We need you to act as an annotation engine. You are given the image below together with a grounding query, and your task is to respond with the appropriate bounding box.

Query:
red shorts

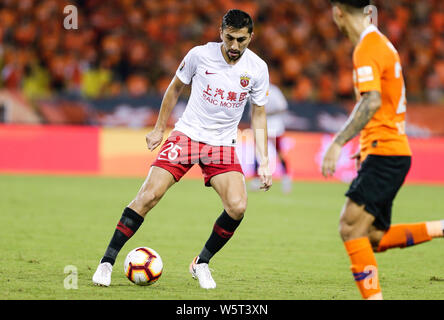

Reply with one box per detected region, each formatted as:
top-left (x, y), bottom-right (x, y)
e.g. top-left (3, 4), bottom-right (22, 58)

top-left (151, 131), bottom-right (244, 186)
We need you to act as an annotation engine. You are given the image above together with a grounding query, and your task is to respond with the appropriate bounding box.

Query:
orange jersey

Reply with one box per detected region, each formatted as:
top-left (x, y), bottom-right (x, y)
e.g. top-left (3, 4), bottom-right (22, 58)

top-left (352, 25), bottom-right (412, 160)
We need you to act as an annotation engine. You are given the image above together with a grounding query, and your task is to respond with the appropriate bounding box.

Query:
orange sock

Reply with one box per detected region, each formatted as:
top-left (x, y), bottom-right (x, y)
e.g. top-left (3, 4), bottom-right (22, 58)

top-left (344, 237), bottom-right (382, 299)
top-left (376, 223), bottom-right (433, 253)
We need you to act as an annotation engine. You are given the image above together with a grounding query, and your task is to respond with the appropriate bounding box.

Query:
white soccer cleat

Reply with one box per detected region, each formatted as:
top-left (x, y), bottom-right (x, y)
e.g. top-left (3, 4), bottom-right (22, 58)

top-left (92, 262), bottom-right (113, 287)
top-left (189, 257), bottom-right (216, 289)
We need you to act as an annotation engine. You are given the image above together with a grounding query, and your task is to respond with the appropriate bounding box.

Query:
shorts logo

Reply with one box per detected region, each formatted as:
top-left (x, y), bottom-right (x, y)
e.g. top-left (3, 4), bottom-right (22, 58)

top-left (240, 74), bottom-right (250, 88)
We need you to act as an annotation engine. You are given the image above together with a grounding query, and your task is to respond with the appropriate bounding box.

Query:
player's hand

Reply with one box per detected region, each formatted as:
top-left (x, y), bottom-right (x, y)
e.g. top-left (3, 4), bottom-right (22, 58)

top-left (257, 163), bottom-right (272, 191)
top-left (350, 149), bottom-right (361, 171)
top-left (321, 142), bottom-right (342, 178)
top-left (145, 128), bottom-right (164, 151)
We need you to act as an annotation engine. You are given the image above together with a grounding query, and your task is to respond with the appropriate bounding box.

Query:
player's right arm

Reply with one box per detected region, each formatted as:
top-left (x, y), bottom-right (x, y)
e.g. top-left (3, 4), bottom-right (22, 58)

top-left (332, 90), bottom-right (381, 147)
top-left (146, 75), bottom-right (187, 151)
top-left (321, 90), bottom-right (381, 177)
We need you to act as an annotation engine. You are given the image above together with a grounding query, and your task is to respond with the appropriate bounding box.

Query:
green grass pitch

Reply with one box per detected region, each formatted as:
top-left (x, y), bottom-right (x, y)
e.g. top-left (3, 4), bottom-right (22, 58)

top-left (1, 174), bottom-right (443, 300)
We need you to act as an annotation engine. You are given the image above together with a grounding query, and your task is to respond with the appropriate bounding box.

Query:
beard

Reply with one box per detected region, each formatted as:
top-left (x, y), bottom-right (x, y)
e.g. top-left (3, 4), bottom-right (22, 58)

top-left (226, 48), bottom-right (243, 61)
top-left (337, 23), bottom-right (348, 37)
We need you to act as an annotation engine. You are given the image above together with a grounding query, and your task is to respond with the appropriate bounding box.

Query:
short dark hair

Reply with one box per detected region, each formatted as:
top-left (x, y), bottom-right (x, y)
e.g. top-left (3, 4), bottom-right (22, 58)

top-left (221, 9), bottom-right (253, 34)
top-left (330, 0), bottom-right (370, 8)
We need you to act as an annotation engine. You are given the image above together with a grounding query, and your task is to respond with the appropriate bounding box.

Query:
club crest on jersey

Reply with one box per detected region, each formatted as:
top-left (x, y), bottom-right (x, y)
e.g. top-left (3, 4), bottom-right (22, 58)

top-left (240, 74), bottom-right (250, 88)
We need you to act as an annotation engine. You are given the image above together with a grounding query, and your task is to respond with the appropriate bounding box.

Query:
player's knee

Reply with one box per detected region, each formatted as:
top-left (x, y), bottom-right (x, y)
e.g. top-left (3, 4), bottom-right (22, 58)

top-left (338, 219), bottom-right (353, 241)
top-left (368, 231), bottom-right (384, 251)
top-left (338, 200), bottom-right (374, 242)
top-left (225, 198), bottom-right (247, 220)
top-left (137, 190), bottom-right (163, 213)
top-left (338, 218), bottom-right (367, 242)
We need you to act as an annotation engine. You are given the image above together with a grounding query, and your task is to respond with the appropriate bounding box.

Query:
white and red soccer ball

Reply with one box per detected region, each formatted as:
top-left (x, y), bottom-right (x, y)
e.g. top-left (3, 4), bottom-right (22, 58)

top-left (124, 247), bottom-right (163, 285)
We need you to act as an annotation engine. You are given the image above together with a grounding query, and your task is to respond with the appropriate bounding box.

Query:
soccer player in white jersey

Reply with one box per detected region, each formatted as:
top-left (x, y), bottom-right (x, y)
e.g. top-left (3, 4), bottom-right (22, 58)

top-left (250, 83), bottom-right (292, 193)
top-left (92, 9), bottom-right (272, 289)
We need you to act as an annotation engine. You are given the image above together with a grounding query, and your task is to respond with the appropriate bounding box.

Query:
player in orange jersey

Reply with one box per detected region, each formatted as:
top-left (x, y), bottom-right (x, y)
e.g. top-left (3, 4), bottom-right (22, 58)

top-left (322, 0), bottom-right (444, 300)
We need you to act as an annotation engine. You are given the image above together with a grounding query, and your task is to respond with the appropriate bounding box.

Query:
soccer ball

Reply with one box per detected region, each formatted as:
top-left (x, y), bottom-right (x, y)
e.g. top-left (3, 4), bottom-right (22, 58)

top-left (124, 247), bottom-right (163, 285)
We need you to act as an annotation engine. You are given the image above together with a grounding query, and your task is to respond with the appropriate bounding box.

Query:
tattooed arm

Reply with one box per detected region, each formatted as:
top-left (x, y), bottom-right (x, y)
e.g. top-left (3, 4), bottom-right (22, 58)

top-left (321, 90), bottom-right (381, 177)
top-left (333, 90), bottom-right (382, 146)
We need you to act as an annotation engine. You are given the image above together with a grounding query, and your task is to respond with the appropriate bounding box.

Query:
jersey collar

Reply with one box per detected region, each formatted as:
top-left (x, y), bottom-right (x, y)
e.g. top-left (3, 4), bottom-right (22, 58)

top-left (358, 24), bottom-right (378, 44)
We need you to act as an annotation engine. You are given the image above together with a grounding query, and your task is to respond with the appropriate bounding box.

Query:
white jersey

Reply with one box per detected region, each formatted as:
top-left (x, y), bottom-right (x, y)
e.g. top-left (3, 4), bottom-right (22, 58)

top-left (174, 42), bottom-right (269, 146)
top-left (265, 84), bottom-right (288, 138)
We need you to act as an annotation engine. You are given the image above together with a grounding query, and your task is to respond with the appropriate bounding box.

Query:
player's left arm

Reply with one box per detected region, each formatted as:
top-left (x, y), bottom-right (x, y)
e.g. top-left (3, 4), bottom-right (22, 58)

top-left (251, 103), bottom-right (272, 191)
top-left (321, 90), bottom-right (381, 177)
top-left (146, 75), bottom-right (187, 151)
top-left (333, 90), bottom-right (381, 146)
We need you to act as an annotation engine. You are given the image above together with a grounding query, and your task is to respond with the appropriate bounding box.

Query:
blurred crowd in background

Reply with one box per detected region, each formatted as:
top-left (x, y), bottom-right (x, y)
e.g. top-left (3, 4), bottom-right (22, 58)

top-left (0, 0), bottom-right (443, 104)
